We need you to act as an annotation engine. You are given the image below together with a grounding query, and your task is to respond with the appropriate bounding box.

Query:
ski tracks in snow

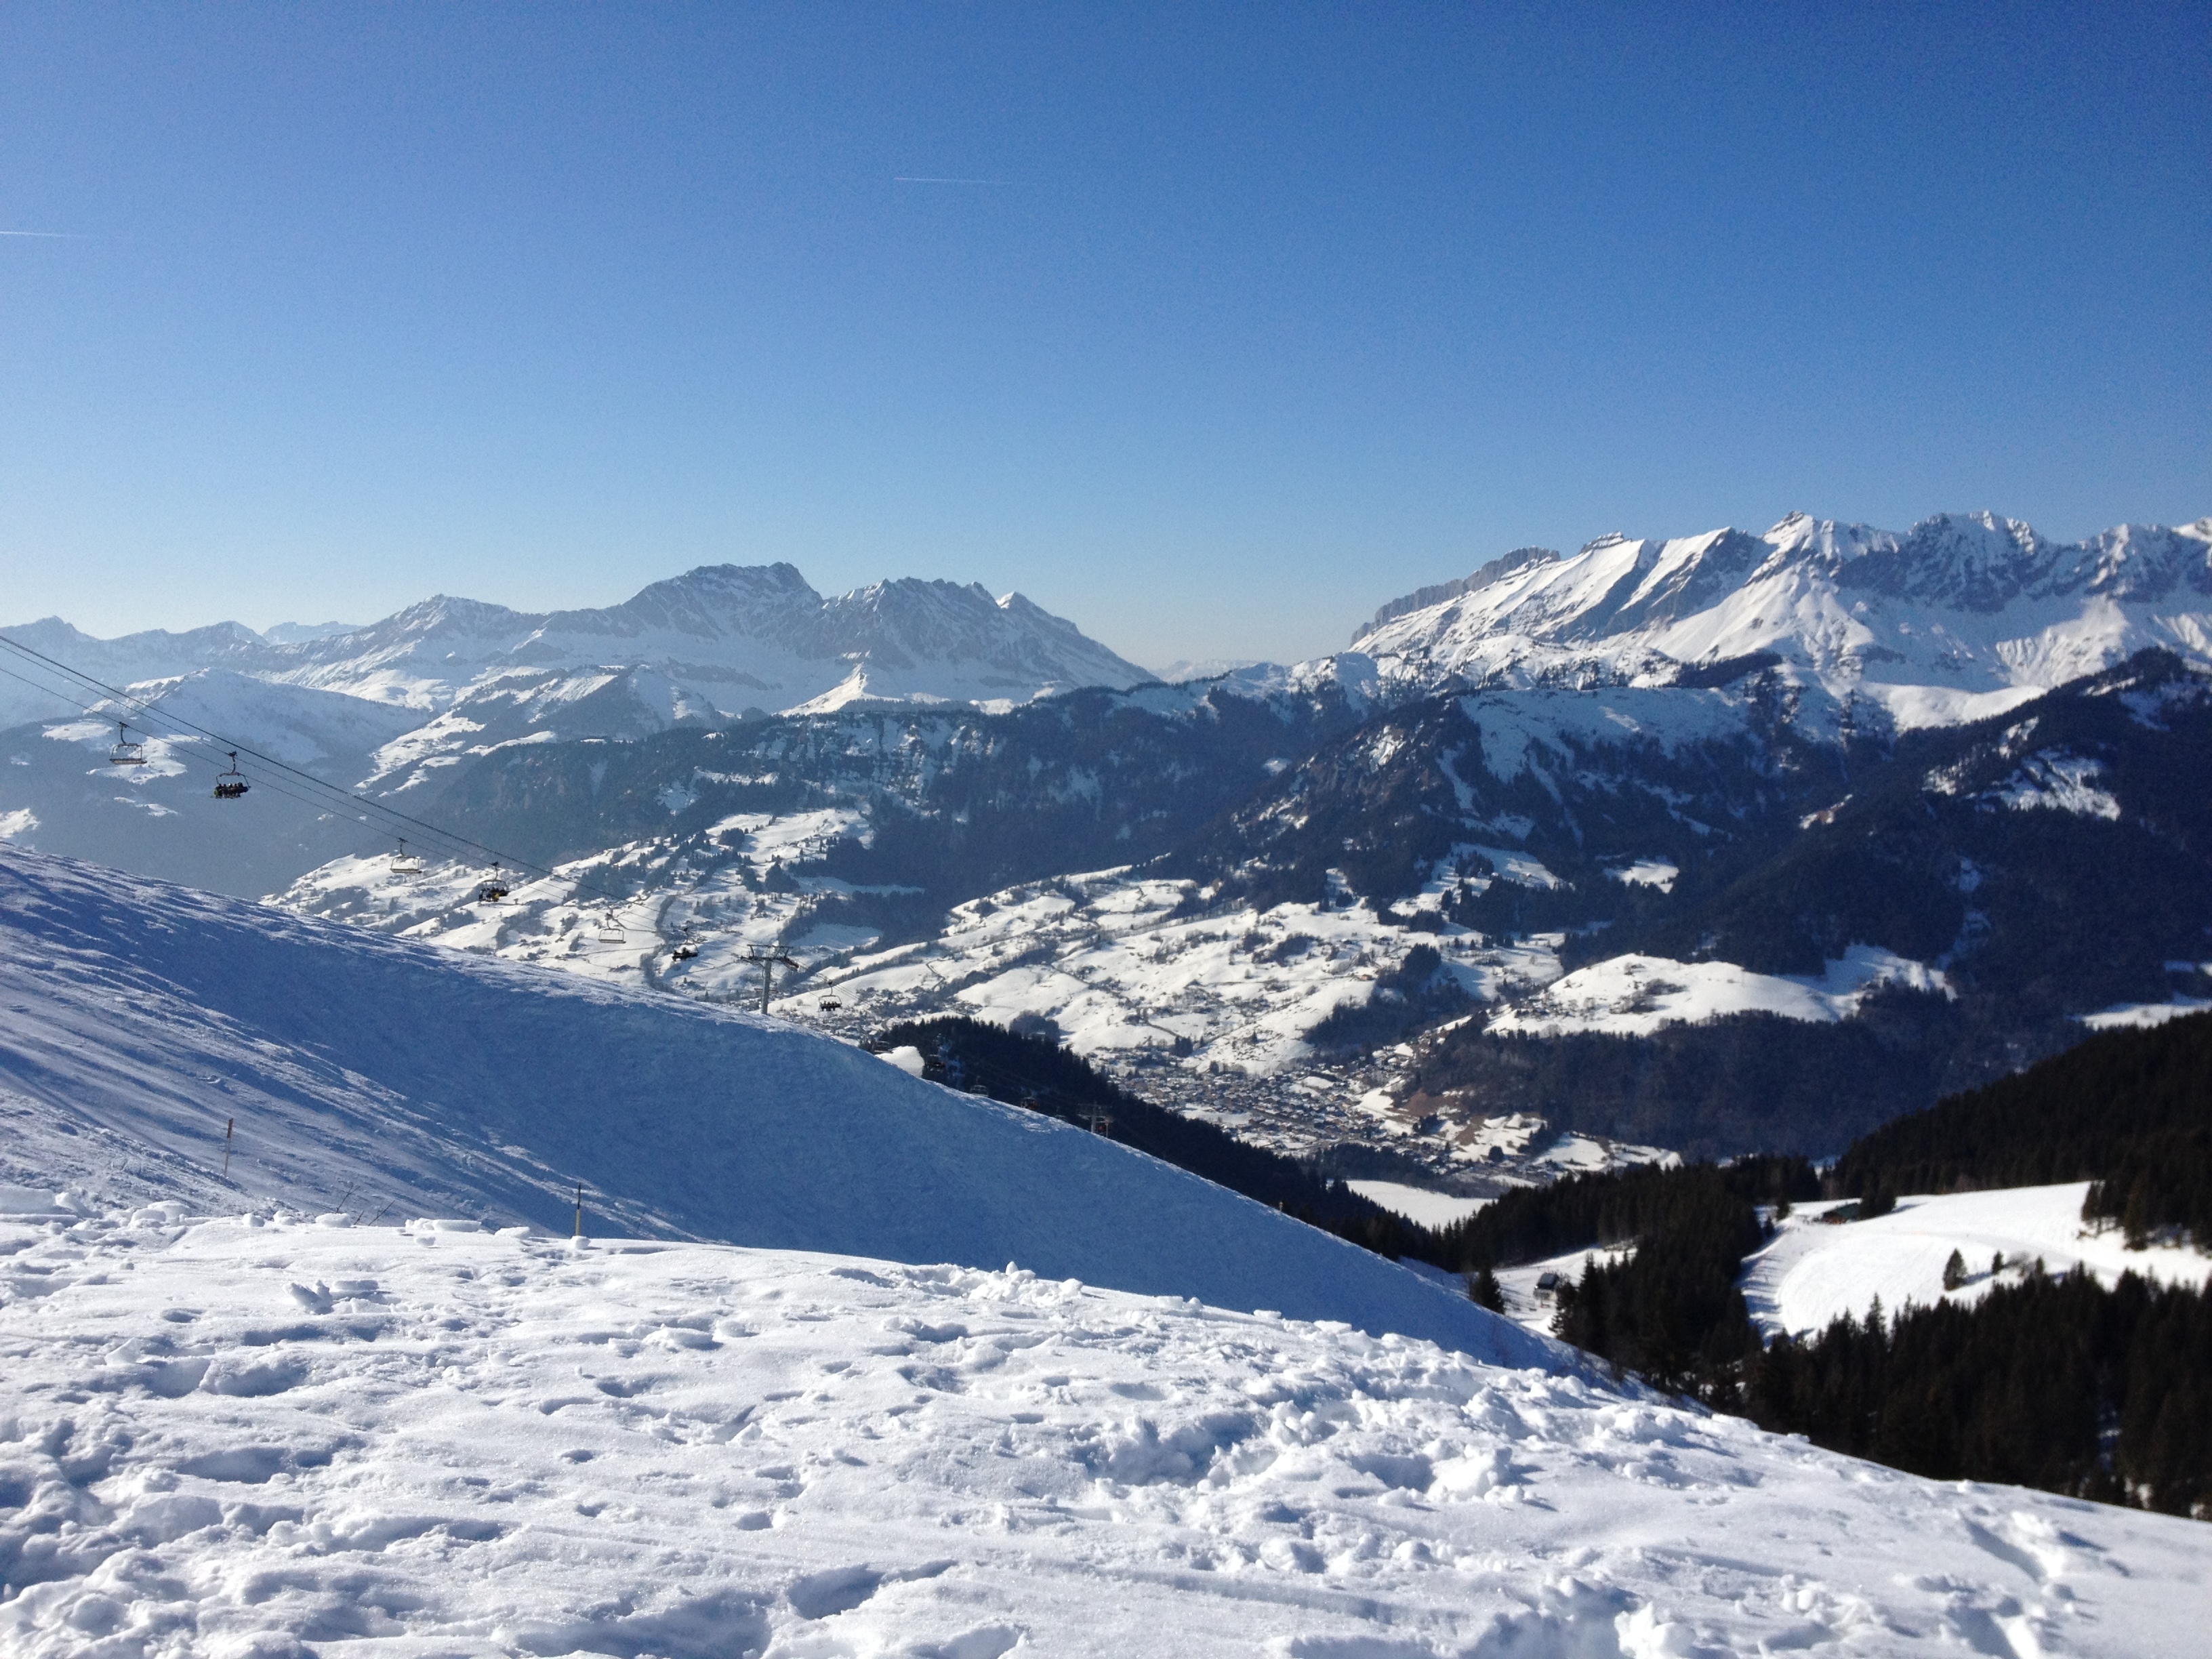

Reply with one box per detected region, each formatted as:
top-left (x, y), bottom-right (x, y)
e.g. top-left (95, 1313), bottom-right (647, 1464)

top-left (1, 1209), bottom-right (2206, 1657)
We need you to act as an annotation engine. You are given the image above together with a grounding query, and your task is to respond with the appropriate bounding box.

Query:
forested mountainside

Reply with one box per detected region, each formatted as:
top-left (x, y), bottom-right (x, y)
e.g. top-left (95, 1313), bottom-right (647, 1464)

top-left (1833, 1009), bottom-right (2212, 1244)
top-left (1404, 651), bottom-right (2212, 1155)
top-left (418, 677), bottom-right (1376, 930)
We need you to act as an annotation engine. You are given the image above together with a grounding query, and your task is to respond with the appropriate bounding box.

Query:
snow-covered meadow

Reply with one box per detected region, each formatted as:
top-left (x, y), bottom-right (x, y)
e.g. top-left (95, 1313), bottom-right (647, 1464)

top-left (1741, 1187), bottom-right (2212, 1340)
top-left (6, 1203), bottom-right (2211, 1658)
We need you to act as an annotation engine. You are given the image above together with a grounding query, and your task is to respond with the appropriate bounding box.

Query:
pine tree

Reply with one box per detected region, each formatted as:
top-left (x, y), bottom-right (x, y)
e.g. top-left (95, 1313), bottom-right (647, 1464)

top-left (1467, 1265), bottom-right (1505, 1314)
top-left (1942, 1249), bottom-right (1967, 1292)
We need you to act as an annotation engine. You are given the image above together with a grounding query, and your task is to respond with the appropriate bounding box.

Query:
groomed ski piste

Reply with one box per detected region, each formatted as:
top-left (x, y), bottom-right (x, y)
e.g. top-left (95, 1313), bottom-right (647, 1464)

top-left (3, 850), bottom-right (2209, 1655)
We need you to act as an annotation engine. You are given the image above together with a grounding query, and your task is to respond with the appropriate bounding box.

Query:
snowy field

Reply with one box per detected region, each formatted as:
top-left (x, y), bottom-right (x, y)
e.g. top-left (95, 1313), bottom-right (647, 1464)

top-left (5, 1207), bottom-right (2210, 1658)
top-left (1345, 1183), bottom-right (1489, 1231)
top-left (1742, 1186), bottom-right (2212, 1339)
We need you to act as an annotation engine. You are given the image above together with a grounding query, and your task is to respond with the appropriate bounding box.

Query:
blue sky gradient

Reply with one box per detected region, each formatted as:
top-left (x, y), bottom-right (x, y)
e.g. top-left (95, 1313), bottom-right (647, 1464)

top-left (2, 3), bottom-right (2205, 668)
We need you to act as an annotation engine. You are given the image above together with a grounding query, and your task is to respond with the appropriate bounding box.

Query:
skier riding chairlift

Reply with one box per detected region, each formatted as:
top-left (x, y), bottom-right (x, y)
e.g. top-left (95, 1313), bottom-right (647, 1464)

top-left (474, 863), bottom-right (512, 903)
top-left (108, 722), bottom-right (146, 766)
top-left (212, 751), bottom-right (249, 800)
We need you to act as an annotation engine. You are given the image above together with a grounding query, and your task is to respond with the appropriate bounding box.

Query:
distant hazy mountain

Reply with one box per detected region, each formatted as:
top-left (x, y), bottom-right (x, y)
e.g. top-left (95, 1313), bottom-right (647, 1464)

top-left (260, 619), bottom-right (364, 644)
top-left (3, 565), bottom-right (1147, 731)
top-left (1151, 657), bottom-right (1267, 683)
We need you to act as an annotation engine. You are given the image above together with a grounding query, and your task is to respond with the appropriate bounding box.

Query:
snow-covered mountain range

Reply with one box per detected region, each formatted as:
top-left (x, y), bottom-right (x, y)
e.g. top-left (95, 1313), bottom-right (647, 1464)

top-left (278, 646), bottom-right (2212, 1175)
top-left (7, 509), bottom-right (2209, 1176)
top-left (1349, 511), bottom-right (2212, 733)
top-left (3, 564), bottom-right (1149, 729)
top-left (0, 565), bottom-right (1152, 895)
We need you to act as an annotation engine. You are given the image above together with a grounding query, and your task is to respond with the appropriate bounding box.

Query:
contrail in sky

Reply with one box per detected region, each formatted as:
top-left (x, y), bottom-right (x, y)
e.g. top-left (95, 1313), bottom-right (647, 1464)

top-left (0, 230), bottom-right (89, 238)
top-left (893, 176), bottom-right (1007, 186)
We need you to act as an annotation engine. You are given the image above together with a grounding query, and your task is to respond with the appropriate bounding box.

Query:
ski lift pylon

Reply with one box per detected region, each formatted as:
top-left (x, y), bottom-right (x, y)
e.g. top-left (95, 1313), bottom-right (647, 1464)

top-left (108, 721), bottom-right (145, 766)
top-left (212, 750), bottom-right (249, 800)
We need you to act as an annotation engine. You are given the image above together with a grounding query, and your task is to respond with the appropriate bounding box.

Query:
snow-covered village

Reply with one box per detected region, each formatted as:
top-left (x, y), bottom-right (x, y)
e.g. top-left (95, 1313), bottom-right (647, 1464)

top-left (3, 7), bottom-right (2209, 1656)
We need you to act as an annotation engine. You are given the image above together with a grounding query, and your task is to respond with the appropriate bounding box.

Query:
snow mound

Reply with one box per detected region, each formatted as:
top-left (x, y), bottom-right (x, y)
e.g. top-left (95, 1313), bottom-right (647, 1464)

top-left (0, 845), bottom-right (1545, 1364)
top-left (1, 1212), bottom-right (2204, 1656)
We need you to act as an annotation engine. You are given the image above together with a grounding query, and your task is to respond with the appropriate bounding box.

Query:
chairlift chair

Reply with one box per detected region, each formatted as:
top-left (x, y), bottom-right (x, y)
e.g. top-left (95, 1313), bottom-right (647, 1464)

top-left (596, 911), bottom-right (626, 943)
top-left (390, 840), bottom-right (424, 878)
top-left (108, 722), bottom-right (146, 766)
top-left (818, 996), bottom-right (843, 1014)
top-left (671, 942), bottom-right (698, 962)
top-left (211, 751), bottom-right (249, 800)
top-left (474, 862), bottom-right (512, 904)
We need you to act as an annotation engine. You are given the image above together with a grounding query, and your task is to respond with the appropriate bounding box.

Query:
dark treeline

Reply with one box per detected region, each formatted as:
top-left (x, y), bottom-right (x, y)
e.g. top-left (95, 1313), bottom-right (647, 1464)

top-left (1432, 1155), bottom-right (1815, 1274)
top-left (868, 1016), bottom-right (1436, 1255)
top-left (1834, 1009), bottom-right (2212, 1245)
top-left (1748, 1269), bottom-right (2212, 1518)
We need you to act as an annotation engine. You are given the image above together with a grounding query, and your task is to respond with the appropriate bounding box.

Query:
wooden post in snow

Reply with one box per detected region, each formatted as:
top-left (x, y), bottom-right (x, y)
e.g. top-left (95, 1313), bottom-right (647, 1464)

top-left (222, 1118), bottom-right (234, 1182)
top-left (573, 1183), bottom-right (585, 1239)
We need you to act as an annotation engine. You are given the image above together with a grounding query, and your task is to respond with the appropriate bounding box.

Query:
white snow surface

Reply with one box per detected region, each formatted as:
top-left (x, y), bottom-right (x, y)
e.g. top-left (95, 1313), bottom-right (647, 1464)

top-left (1741, 1186), bottom-right (2212, 1340)
top-left (2077, 998), bottom-right (2212, 1031)
top-left (1345, 1182), bottom-right (1490, 1231)
top-left (3, 1212), bottom-right (2209, 1658)
top-left (0, 846), bottom-right (1549, 1366)
top-left (1484, 946), bottom-right (1949, 1039)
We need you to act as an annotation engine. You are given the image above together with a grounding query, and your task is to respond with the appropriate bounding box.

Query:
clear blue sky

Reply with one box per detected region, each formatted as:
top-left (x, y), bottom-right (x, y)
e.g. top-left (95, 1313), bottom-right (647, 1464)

top-left (2, 3), bottom-right (2205, 669)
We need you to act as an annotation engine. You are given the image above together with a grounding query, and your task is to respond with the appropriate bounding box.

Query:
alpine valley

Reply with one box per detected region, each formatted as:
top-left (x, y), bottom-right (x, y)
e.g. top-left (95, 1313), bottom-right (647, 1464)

top-left (7, 510), bottom-right (2211, 1186)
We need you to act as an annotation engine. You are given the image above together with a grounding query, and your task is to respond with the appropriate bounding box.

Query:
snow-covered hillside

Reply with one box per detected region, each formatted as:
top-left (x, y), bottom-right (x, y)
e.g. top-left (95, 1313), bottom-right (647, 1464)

top-left (5, 1207), bottom-right (2209, 1657)
top-left (0, 844), bottom-right (1542, 1360)
top-left (1351, 512), bottom-right (2212, 732)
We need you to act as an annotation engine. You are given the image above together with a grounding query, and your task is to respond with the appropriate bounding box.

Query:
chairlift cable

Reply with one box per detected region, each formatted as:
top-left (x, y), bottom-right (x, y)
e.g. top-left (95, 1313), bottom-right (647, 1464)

top-left (0, 634), bottom-right (643, 911)
top-left (0, 635), bottom-right (536, 864)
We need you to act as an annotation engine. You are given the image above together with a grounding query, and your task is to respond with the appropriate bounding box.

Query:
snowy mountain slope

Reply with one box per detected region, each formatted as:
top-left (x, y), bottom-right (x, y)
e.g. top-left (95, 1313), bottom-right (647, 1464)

top-left (1351, 511), bottom-right (2212, 731)
top-left (0, 844), bottom-right (1549, 1361)
top-left (4, 1212), bottom-right (2208, 1658)
top-left (1741, 1185), bottom-right (2212, 1341)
